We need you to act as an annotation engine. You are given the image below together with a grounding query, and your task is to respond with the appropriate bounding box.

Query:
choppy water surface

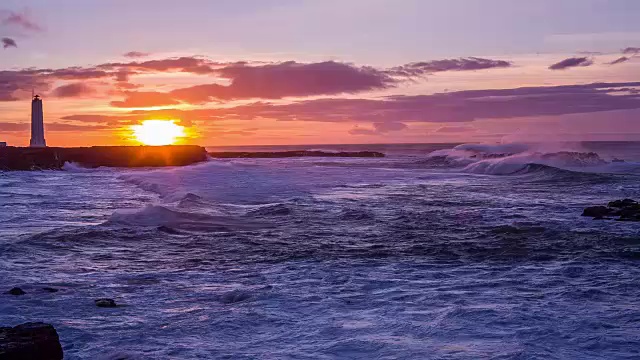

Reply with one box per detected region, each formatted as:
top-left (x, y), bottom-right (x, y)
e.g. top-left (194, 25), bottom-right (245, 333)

top-left (1, 142), bottom-right (640, 359)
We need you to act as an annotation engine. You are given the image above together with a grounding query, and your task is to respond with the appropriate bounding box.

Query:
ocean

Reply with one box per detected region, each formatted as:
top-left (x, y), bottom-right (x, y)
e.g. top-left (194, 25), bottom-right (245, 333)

top-left (1, 142), bottom-right (639, 359)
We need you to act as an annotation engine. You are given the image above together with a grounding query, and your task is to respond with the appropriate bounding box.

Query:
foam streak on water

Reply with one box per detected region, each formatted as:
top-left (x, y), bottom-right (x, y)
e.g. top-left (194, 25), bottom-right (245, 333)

top-left (1, 142), bottom-right (640, 359)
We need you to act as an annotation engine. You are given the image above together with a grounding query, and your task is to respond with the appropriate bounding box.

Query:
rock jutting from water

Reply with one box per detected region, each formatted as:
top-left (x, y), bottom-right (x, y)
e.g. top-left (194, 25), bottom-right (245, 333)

top-left (94, 298), bottom-right (118, 308)
top-left (7, 287), bottom-right (25, 296)
top-left (582, 199), bottom-right (640, 221)
top-left (0, 322), bottom-right (64, 360)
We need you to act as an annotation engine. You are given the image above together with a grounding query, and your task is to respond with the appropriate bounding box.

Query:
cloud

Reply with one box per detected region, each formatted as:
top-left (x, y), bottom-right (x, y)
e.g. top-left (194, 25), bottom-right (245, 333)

top-left (0, 122), bottom-right (28, 132)
top-left (0, 9), bottom-right (42, 32)
top-left (199, 61), bottom-right (395, 100)
top-left (349, 122), bottom-right (408, 135)
top-left (0, 66), bottom-right (113, 101)
top-left (123, 51), bottom-right (150, 58)
top-left (60, 115), bottom-right (121, 124)
top-left (46, 123), bottom-right (110, 132)
top-left (51, 83), bottom-right (97, 98)
top-left (433, 126), bottom-right (476, 133)
top-left (98, 56), bottom-right (221, 75)
top-left (0, 70), bottom-right (49, 100)
top-left (110, 91), bottom-right (180, 108)
top-left (2, 37), bottom-right (16, 48)
top-left (548, 57), bottom-right (593, 70)
top-left (388, 57), bottom-right (512, 76)
top-left (115, 61), bottom-right (396, 106)
top-left (112, 81), bottom-right (640, 126)
top-left (0, 121), bottom-right (108, 132)
top-left (622, 47), bottom-right (640, 55)
top-left (609, 56), bottom-right (630, 65)
top-left (0, 56), bottom-right (513, 104)
top-left (39, 67), bottom-right (110, 80)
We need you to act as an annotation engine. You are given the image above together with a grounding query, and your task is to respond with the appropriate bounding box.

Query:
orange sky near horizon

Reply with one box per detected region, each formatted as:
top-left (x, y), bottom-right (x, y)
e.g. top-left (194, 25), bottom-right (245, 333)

top-left (1, 51), bottom-right (640, 147)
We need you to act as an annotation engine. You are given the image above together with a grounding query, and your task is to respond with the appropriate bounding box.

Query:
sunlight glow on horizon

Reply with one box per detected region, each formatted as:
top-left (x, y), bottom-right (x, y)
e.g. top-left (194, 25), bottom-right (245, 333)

top-left (131, 120), bottom-right (187, 146)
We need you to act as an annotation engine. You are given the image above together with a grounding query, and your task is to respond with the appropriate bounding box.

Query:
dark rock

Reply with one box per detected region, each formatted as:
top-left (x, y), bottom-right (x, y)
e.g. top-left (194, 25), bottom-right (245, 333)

top-left (0, 322), bottom-right (63, 360)
top-left (619, 207), bottom-right (640, 218)
top-left (582, 206), bottom-right (612, 218)
top-left (94, 298), bottom-right (117, 308)
top-left (608, 199), bottom-right (638, 208)
top-left (7, 288), bottom-right (25, 296)
top-left (42, 287), bottom-right (58, 293)
top-left (220, 290), bottom-right (252, 304)
top-left (583, 199), bottom-right (640, 222)
top-left (0, 145), bottom-right (207, 171)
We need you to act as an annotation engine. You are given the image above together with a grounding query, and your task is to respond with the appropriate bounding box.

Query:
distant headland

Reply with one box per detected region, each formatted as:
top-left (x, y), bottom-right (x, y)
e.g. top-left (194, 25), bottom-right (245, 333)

top-left (208, 150), bottom-right (385, 158)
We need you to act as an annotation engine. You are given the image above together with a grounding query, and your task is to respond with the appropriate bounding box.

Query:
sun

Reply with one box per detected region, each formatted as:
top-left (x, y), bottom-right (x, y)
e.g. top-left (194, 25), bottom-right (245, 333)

top-left (132, 120), bottom-right (186, 146)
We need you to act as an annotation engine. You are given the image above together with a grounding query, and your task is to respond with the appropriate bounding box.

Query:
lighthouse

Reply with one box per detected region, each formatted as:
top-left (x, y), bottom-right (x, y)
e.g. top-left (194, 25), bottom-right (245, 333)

top-left (29, 94), bottom-right (46, 147)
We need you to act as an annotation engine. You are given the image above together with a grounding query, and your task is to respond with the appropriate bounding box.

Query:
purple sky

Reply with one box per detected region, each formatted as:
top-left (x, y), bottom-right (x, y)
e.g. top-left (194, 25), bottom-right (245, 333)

top-left (1, 0), bottom-right (640, 146)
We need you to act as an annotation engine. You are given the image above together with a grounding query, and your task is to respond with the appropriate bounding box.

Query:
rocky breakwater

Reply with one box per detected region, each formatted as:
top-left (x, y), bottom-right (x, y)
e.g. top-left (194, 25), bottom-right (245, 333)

top-left (0, 322), bottom-right (63, 360)
top-left (209, 150), bottom-right (385, 158)
top-left (0, 145), bottom-right (208, 170)
top-left (582, 199), bottom-right (640, 221)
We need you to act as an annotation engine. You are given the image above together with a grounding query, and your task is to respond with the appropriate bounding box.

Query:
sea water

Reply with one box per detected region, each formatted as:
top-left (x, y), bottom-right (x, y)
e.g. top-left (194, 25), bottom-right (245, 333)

top-left (1, 142), bottom-right (639, 359)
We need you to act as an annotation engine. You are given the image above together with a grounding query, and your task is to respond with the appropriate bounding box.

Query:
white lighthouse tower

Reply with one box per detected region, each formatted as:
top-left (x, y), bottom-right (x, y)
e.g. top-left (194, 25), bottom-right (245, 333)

top-left (29, 94), bottom-right (46, 147)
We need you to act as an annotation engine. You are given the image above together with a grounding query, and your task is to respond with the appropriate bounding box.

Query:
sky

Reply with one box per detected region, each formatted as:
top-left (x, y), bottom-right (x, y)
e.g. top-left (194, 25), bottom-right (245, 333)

top-left (1, 0), bottom-right (640, 146)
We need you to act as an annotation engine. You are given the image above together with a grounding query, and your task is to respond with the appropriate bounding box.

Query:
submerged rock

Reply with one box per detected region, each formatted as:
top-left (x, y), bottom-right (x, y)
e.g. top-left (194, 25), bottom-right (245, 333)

top-left (7, 287), bottom-right (25, 296)
top-left (220, 290), bottom-right (252, 304)
top-left (42, 287), bottom-right (59, 293)
top-left (582, 206), bottom-right (613, 218)
top-left (582, 199), bottom-right (640, 221)
top-left (0, 322), bottom-right (63, 360)
top-left (95, 298), bottom-right (117, 308)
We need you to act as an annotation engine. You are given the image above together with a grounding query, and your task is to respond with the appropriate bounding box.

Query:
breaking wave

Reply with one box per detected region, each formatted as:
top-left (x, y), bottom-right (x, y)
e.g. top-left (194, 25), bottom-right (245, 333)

top-left (425, 142), bottom-right (640, 177)
top-left (108, 204), bottom-right (265, 232)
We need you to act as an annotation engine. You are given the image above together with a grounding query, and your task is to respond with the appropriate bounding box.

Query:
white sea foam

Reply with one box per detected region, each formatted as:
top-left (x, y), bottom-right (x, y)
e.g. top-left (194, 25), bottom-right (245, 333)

top-left (62, 162), bottom-right (92, 172)
top-left (427, 142), bottom-right (640, 175)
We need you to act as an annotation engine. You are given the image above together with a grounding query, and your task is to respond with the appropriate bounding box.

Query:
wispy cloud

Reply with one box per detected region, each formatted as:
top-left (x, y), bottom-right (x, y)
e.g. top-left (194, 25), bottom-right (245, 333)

top-left (609, 56), bottom-right (630, 65)
top-left (0, 9), bottom-right (42, 32)
top-left (548, 57), bottom-right (593, 70)
top-left (51, 83), bottom-right (97, 98)
top-left (388, 57), bottom-right (512, 77)
top-left (349, 122), bottom-right (408, 135)
top-left (123, 51), bottom-right (151, 58)
top-left (622, 47), bottom-right (640, 55)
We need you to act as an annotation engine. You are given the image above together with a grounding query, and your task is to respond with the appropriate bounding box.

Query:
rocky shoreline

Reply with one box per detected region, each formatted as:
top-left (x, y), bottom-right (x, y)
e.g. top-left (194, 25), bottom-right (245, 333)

top-left (582, 199), bottom-right (640, 221)
top-left (0, 145), bottom-right (208, 170)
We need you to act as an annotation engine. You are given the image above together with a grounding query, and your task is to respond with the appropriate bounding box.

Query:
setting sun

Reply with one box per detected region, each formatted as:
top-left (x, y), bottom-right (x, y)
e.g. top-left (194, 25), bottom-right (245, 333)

top-left (132, 120), bottom-right (186, 145)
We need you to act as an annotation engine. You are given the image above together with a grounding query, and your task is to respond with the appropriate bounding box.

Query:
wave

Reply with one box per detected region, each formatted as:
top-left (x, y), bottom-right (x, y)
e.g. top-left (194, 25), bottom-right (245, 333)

top-left (425, 142), bottom-right (640, 177)
top-left (107, 205), bottom-right (265, 232)
top-left (62, 162), bottom-right (91, 172)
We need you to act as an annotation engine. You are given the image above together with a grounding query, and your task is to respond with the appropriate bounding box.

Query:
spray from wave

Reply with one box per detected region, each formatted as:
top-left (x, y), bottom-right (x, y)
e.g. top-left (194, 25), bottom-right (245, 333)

top-left (426, 142), bottom-right (640, 175)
